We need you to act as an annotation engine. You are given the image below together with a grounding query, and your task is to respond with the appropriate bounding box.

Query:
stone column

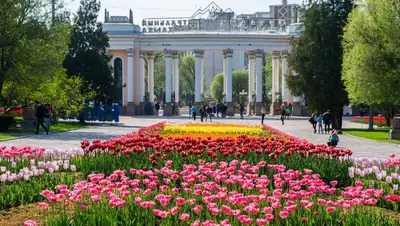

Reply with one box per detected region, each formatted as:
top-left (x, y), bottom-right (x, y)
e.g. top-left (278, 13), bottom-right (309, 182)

top-left (291, 71), bottom-right (302, 116)
top-left (223, 55), bottom-right (226, 96)
top-left (281, 51), bottom-right (288, 104)
top-left (146, 52), bottom-right (155, 114)
top-left (201, 54), bottom-right (204, 94)
top-left (172, 52), bottom-right (180, 115)
top-left (255, 49), bottom-right (264, 116)
top-left (194, 49), bottom-right (204, 103)
top-left (223, 49), bottom-right (234, 112)
top-left (126, 48), bottom-right (135, 115)
top-left (164, 49), bottom-right (173, 116)
top-left (270, 51), bottom-right (281, 115)
top-left (247, 52), bottom-right (255, 116)
top-left (136, 51), bottom-right (145, 115)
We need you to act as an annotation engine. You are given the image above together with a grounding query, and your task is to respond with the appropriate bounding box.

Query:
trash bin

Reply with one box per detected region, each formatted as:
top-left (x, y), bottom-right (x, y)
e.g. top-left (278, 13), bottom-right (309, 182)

top-left (114, 103), bottom-right (120, 122)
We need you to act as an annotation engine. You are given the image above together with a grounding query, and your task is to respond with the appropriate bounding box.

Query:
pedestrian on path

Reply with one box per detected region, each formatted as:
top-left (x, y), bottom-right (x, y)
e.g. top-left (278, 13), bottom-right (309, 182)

top-left (240, 103), bottom-right (245, 119)
top-left (323, 110), bottom-right (332, 134)
top-left (280, 104), bottom-right (286, 125)
top-left (206, 105), bottom-right (213, 122)
top-left (190, 104), bottom-right (197, 121)
top-left (200, 105), bottom-right (205, 122)
top-left (309, 111), bottom-right (317, 133)
top-left (317, 114), bottom-right (323, 134)
top-left (35, 102), bottom-right (49, 135)
top-left (188, 103), bottom-right (192, 119)
top-left (44, 104), bottom-right (52, 133)
top-left (261, 105), bottom-right (267, 124)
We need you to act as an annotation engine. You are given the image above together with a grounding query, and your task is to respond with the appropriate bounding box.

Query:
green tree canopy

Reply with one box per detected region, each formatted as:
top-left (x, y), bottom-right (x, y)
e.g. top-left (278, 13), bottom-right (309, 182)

top-left (211, 73), bottom-right (224, 102)
top-left (0, 0), bottom-right (58, 99)
top-left (342, 0), bottom-right (400, 106)
top-left (179, 55), bottom-right (195, 95)
top-left (63, 0), bottom-right (115, 102)
top-left (31, 69), bottom-right (94, 115)
top-left (287, 0), bottom-right (354, 129)
top-left (211, 70), bottom-right (248, 103)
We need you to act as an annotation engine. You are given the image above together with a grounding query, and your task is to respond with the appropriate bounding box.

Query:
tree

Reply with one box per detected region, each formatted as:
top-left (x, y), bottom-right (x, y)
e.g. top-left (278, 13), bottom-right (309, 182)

top-left (0, 0), bottom-right (54, 99)
top-left (211, 73), bottom-right (224, 102)
top-left (287, 0), bottom-right (354, 130)
top-left (63, 0), bottom-right (115, 102)
top-left (179, 55), bottom-right (195, 96)
top-left (2, 23), bottom-right (71, 108)
top-left (31, 69), bottom-right (94, 115)
top-left (342, 0), bottom-right (400, 126)
top-left (153, 53), bottom-right (165, 101)
top-left (210, 70), bottom-right (248, 103)
top-left (262, 53), bottom-right (273, 106)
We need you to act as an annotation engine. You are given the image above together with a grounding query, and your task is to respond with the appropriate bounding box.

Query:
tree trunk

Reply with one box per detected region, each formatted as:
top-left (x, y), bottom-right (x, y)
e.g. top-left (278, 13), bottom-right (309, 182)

top-left (332, 107), bottom-right (343, 130)
top-left (338, 108), bottom-right (343, 130)
top-left (368, 105), bottom-right (374, 131)
top-left (0, 71), bottom-right (4, 99)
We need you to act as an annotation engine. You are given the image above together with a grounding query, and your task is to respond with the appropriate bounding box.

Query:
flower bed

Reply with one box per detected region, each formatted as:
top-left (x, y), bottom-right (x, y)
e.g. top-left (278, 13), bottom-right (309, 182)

top-left (0, 122), bottom-right (398, 225)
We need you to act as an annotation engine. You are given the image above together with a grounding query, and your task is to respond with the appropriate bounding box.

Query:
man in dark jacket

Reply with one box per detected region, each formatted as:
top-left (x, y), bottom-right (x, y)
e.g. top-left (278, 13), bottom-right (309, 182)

top-left (35, 103), bottom-right (49, 135)
top-left (323, 110), bottom-right (332, 134)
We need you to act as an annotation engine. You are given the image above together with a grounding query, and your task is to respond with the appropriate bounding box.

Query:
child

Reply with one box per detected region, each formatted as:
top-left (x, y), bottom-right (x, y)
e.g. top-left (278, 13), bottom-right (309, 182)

top-left (327, 130), bottom-right (339, 147)
top-left (317, 114), bottom-right (323, 134)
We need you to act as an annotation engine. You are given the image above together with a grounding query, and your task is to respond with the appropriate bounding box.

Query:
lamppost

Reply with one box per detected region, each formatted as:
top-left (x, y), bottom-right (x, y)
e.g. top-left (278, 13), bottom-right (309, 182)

top-left (239, 90), bottom-right (247, 119)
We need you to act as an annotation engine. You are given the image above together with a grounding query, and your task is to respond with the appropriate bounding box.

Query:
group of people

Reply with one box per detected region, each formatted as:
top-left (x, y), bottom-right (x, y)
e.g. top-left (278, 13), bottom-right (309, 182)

top-left (35, 102), bottom-right (53, 135)
top-left (309, 110), bottom-right (332, 134)
top-left (278, 103), bottom-right (293, 125)
top-left (189, 103), bottom-right (232, 122)
top-left (308, 109), bottom-right (339, 147)
top-left (189, 104), bottom-right (214, 122)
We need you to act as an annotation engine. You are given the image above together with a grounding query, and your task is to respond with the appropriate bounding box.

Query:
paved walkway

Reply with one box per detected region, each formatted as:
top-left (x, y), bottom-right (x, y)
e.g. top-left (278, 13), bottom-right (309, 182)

top-left (0, 126), bottom-right (136, 150)
top-left (1, 115), bottom-right (399, 158)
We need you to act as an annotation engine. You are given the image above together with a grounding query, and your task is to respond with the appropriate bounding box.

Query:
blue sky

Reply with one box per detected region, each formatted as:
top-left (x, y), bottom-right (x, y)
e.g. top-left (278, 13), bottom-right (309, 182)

top-left (65, 0), bottom-right (304, 24)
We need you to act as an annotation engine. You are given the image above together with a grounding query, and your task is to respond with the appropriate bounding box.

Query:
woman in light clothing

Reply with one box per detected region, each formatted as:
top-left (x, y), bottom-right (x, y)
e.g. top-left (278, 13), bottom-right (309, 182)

top-left (261, 105), bottom-right (267, 124)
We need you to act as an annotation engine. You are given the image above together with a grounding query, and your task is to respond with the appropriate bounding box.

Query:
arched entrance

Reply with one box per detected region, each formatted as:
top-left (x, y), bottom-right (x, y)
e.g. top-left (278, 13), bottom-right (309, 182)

top-left (113, 58), bottom-right (123, 104)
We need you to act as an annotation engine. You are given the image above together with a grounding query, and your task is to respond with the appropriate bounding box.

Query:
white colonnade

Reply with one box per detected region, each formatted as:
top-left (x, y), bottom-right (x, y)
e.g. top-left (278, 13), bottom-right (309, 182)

top-left (131, 49), bottom-right (294, 116)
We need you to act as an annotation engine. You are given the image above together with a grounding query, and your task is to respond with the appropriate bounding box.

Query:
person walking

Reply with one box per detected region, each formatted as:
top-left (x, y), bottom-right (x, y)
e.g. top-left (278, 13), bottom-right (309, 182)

top-left (206, 105), bottom-right (213, 122)
top-left (35, 102), bottom-right (49, 135)
top-left (261, 105), bottom-right (267, 124)
top-left (155, 102), bottom-right (160, 116)
top-left (44, 104), bottom-right (52, 132)
top-left (323, 110), bottom-right (332, 134)
top-left (280, 104), bottom-right (286, 125)
top-left (190, 104), bottom-right (197, 121)
top-left (188, 103), bottom-right (192, 119)
top-left (309, 111), bottom-right (317, 133)
top-left (240, 103), bottom-right (245, 119)
top-left (200, 105), bottom-right (205, 122)
top-left (317, 114), bottom-right (323, 134)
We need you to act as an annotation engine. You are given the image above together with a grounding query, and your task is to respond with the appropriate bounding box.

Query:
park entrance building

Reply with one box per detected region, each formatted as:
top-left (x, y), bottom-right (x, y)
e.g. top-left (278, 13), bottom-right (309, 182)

top-left (103, 1), bottom-right (305, 116)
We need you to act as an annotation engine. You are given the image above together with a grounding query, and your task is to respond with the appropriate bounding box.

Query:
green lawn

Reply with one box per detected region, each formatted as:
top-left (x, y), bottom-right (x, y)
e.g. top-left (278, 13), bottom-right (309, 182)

top-left (350, 120), bottom-right (388, 127)
top-left (0, 134), bottom-right (19, 141)
top-left (0, 122), bottom-right (86, 141)
top-left (342, 127), bottom-right (400, 144)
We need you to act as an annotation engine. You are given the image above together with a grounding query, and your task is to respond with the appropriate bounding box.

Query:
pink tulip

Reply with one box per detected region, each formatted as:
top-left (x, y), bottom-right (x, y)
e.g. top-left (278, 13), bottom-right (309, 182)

top-left (279, 210), bottom-right (289, 219)
top-left (179, 213), bottom-right (190, 221)
top-left (38, 202), bottom-right (49, 209)
top-left (327, 207), bottom-right (335, 213)
top-left (265, 214), bottom-right (274, 222)
top-left (24, 220), bottom-right (37, 226)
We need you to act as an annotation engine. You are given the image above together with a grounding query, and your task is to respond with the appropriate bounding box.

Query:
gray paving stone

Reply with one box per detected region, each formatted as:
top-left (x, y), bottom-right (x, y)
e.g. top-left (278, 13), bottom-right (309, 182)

top-left (1, 116), bottom-right (399, 158)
